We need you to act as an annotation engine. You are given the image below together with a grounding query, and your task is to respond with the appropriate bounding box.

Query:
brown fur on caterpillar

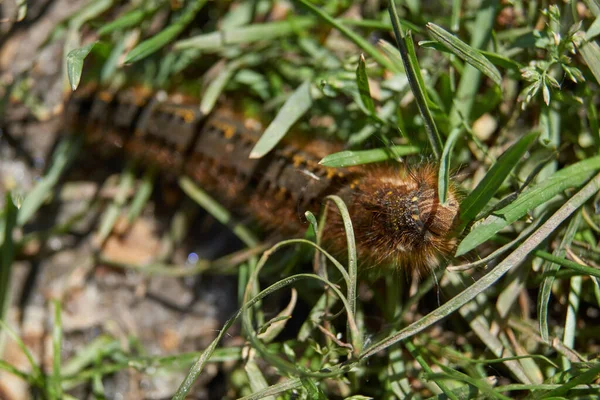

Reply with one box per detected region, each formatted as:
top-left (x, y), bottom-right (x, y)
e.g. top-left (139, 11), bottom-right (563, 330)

top-left (65, 86), bottom-right (461, 275)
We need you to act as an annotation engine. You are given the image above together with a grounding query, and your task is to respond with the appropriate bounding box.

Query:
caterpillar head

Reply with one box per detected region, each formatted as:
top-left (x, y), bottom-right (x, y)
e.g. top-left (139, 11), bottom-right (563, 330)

top-left (351, 164), bottom-right (460, 274)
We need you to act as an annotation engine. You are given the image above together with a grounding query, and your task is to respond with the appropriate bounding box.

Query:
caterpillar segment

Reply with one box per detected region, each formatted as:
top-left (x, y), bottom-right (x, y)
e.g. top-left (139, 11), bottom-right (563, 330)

top-left (65, 86), bottom-right (461, 274)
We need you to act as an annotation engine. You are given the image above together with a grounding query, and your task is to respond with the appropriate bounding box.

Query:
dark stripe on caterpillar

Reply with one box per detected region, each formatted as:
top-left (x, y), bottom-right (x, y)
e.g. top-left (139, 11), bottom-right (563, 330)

top-left (65, 86), bottom-right (461, 275)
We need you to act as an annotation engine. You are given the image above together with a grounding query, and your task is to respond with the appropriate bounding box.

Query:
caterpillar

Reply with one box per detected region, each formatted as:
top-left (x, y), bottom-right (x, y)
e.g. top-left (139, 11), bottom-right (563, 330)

top-left (65, 85), bottom-right (461, 275)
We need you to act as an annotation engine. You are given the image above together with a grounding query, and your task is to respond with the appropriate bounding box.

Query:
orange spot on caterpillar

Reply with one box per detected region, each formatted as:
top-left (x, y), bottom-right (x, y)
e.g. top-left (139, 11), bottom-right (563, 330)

top-left (211, 120), bottom-right (236, 139)
top-left (98, 90), bottom-right (114, 102)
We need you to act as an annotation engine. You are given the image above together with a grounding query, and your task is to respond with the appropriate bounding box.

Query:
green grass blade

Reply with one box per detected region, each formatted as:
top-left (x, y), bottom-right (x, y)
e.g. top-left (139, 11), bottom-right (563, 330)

top-left (179, 176), bottom-right (258, 247)
top-left (175, 17), bottom-right (316, 50)
top-left (438, 127), bottom-right (462, 204)
top-left (378, 39), bottom-right (404, 73)
top-left (456, 155), bottom-right (600, 256)
top-left (448, 1), bottom-right (497, 128)
top-left (295, 0), bottom-right (397, 72)
top-left (126, 167), bottom-right (155, 224)
top-left (536, 363), bottom-right (600, 398)
top-left (17, 136), bottom-right (81, 227)
top-left (49, 300), bottom-right (63, 400)
top-left (125, 0), bottom-right (208, 63)
top-left (427, 23), bottom-right (502, 86)
top-left (237, 379), bottom-right (303, 400)
top-left (459, 132), bottom-right (538, 228)
top-left (356, 54), bottom-right (376, 116)
top-left (325, 195), bottom-right (361, 353)
top-left (319, 145), bottom-right (420, 167)
top-left (0, 193), bottom-right (18, 342)
top-left (404, 341), bottom-right (460, 400)
top-left (249, 80), bottom-right (313, 159)
top-left (96, 163), bottom-right (135, 245)
top-left (245, 360), bottom-right (274, 400)
top-left (388, 0), bottom-right (443, 159)
top-left (97, 3), bottom-right (161, 36)
top-left (576, 35), bottom-right (600, 85)
top-left (419, 40), bottom-right (523, 71)
top-left (200, 54), bottom-right (261, 115)
top-left (538, 211), bottom-right (581, 342)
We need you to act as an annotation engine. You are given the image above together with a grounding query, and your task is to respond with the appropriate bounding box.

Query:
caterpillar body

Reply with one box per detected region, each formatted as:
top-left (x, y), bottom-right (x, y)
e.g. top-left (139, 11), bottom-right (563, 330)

top-left (65, 86), bottom-right (461, 275)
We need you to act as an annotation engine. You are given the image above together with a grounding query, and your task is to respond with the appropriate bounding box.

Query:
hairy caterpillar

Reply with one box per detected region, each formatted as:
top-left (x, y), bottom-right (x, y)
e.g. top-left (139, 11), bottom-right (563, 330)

top-left (65, 86), bottom-right (461, 275)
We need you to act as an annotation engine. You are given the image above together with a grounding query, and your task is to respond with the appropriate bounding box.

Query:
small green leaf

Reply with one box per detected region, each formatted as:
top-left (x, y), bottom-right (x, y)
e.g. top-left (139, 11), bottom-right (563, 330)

top-left (426, 22), bottom-right (502, 86)
top-left (66, 42), bottom-right (97, 91)
top-left (319, 145), bottom-right (420, 167)
top-left (356, 54), bottom-right (376, 115)
top-left (249, 80), bottom-right (313, 159)
top-left (456, 155), bottom-right (600, 256)
top-left (459, 133), bottom-right (538, 228)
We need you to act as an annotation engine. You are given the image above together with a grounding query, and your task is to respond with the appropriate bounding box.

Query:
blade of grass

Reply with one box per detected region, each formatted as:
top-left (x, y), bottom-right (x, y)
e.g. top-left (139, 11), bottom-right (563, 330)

top-left (459, 132), bottom-right (538, 229)
top-left (245, 359), bottom-right (274, 400)
top-left (97, 2), bottom-right (162, 36)
top-left (249, 80), bottom-right (313, 159)
top-left (446, 272), bottom-right (533, 384)
top-left (438, 127), bottom-right (462, 204)
top-left (325, 195), bottom-right (360, 353)
top-left (562, 273), bottom-right (582, 370)
top-left (295, 0), bottom-right (398, 72)
top-left (237, 378), bottom-right (303, 400)
top-left (388, 0), bottom-right (443, 159)
top-left (360, 172), bottom-right (600, 360)
top-left (125, 0), bottom-right (208, 63)
top-left (535, 363), bottom-right (600, 399)
top-left (456, 155), bottom-right (600, 256)
top-left (538, 211), bottom-right (581, 341)
top-left (319, 145), bottom-right (420, 167)
top-left (427, 23), bottom-right (502, 86)
top-left (126, 167), bottom-right (155, 224)
top-left (419, 40), bottom-right (523, 71)
top-left (96, 162), bottom-right (135, 245)
top-left (179, 176), bottom-right (258, 247)
top-left (49, 300), bottom-right (63, 400)
top-left (448, 0), bottom-right (498, 128)
top-left (200, 54), bottom-right (261, 115)
top-left (175, 17), bottom-right (316, 50)
top-left (17, 136), bottom-right (81, 227)
top-left (257, 288), bottom-right (297, 343)
top-left (0, 319), bottom-right (43, 384)
top-left (404, 341), bottom-right (460, 400)
top-left (0, 193), bottom-right (18, 353)
top-left (356, 54), bottom-right (376, 116)
top-left (576, 34), bottom-right (600, 85)
top-left (174, 262), bottom-right (355, 399)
